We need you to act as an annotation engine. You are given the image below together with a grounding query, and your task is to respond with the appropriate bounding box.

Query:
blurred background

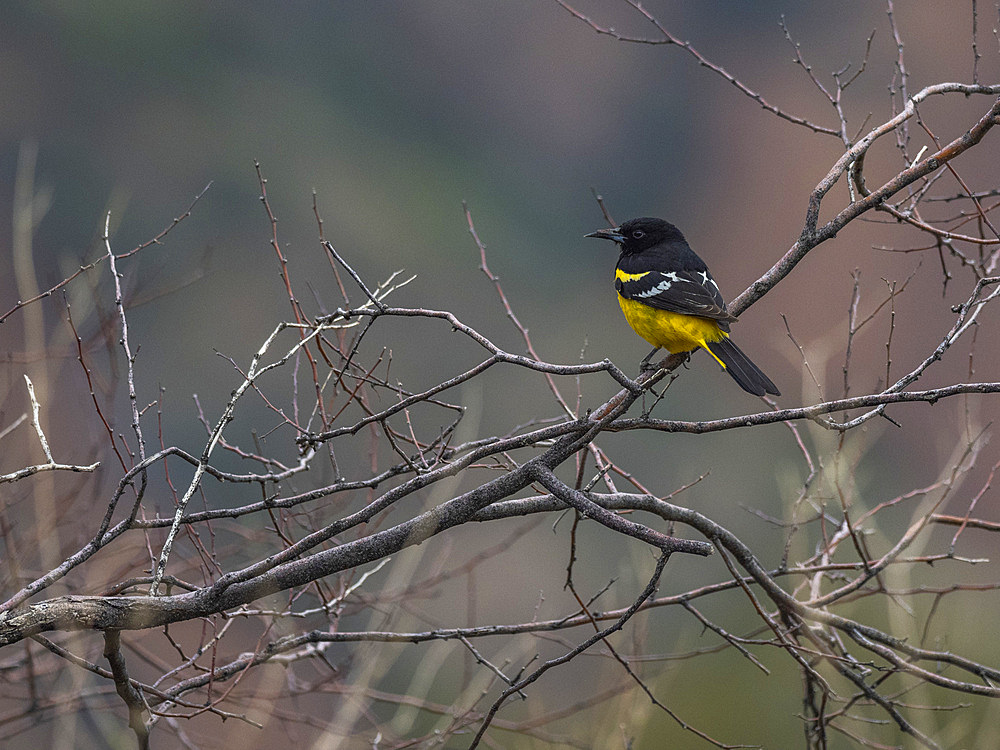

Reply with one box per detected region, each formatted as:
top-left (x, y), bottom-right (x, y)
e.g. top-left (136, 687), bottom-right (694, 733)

top-left (1, 1), bottom-right (999, 748)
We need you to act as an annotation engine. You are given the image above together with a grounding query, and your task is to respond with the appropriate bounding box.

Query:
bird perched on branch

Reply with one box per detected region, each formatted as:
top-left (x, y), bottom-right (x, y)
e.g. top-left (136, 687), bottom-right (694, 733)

top-left (586, 217), bottom-right (779, 397)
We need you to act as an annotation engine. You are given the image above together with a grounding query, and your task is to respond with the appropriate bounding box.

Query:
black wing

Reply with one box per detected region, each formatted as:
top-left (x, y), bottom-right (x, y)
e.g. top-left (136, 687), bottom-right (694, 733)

top-left (615, 267), bottom-right (736, 323)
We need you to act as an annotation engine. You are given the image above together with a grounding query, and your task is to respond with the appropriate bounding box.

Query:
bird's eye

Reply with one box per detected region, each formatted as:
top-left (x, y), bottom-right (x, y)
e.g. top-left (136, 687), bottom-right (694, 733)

top-left (631, 229), bottom-right (645, 239)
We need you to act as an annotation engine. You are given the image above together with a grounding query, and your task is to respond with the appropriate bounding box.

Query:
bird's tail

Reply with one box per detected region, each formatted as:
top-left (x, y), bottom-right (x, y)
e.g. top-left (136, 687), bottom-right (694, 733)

top-left (704, 337), bottom-right (780, 397)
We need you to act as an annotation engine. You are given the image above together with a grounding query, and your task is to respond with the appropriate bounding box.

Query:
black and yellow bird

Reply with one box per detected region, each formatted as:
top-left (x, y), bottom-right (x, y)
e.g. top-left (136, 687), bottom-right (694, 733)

top-left (586, 217), bottom-right (779, 397)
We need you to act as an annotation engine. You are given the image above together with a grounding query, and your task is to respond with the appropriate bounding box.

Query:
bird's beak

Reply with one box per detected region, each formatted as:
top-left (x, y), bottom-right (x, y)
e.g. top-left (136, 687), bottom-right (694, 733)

top-left (585, 227), bottom-right (624, 243)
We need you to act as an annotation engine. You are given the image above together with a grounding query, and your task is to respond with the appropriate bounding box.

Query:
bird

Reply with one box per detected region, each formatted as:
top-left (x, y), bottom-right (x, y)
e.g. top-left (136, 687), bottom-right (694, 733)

top-left (586, 217), bottom-right (779, 396)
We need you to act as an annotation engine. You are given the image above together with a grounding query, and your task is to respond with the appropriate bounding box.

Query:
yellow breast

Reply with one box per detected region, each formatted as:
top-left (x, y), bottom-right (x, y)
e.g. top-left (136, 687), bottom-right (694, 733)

top-left (617, 295), bottom-right (724, 352)
top-left (614, 266), bottom-right (727, 357)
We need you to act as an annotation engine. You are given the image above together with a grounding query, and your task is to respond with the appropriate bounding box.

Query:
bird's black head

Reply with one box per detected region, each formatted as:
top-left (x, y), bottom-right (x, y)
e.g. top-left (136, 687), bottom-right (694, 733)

top-left (585, 217), bottom-right (686, 255)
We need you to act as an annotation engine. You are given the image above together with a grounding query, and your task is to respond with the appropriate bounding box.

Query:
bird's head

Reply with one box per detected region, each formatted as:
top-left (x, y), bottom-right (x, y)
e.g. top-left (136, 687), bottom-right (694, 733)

top-left (585, 217), bottom-right (686, 255)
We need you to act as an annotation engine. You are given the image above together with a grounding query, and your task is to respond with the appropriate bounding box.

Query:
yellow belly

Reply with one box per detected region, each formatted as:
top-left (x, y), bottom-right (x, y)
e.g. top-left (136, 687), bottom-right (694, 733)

top-left (618, 295), bottom-right (727, 364)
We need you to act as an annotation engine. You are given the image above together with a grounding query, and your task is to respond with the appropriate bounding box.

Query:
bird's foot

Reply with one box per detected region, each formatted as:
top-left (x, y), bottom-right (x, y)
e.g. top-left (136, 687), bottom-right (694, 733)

top-left (638, 347), bottom-right (661, 374)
